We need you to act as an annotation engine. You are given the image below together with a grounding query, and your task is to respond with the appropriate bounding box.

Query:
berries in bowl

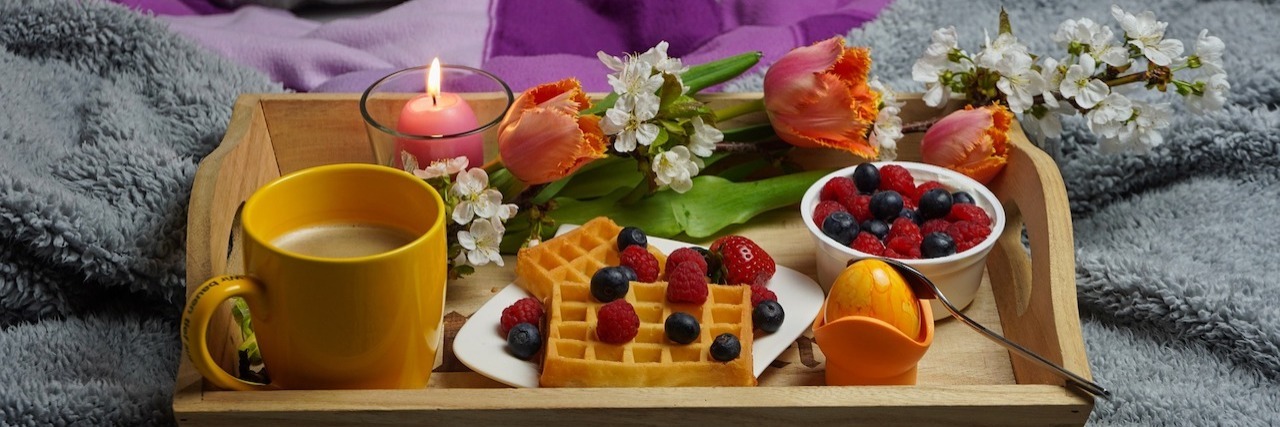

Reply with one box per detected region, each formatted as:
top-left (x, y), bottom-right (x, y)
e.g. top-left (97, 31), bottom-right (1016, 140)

top-left (801, 162), bottom-right (1006, 318)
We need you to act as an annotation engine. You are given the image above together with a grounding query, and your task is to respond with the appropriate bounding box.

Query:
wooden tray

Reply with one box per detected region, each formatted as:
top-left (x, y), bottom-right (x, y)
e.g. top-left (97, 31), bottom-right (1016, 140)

top-left (174, 93), bottom-right (1095, 426)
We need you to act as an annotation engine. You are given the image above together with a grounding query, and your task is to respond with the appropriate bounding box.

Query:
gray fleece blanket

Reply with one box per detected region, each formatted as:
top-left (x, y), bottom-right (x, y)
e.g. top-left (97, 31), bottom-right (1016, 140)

top-left (1, 0), bottom-right (1277, 425)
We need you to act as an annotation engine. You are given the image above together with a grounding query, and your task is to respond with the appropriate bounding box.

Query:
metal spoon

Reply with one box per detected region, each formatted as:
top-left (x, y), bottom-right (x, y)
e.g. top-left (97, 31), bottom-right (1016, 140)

top-left (867, 258), bottom-right (1111, 398)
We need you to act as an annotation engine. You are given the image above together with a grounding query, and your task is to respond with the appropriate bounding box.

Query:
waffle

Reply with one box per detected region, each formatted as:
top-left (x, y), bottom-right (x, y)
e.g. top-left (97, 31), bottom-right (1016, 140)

top-left (540, 281), bottom-right (756, 387)
top-left (515, 217), bottom-right (666, 302)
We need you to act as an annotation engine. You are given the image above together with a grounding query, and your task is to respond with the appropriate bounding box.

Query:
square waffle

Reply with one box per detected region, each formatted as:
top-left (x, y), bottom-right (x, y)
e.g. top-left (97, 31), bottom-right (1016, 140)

top-left (540, 281), bottom-right (756, 387)
top-left (515, 217), bottom-right (665, 301)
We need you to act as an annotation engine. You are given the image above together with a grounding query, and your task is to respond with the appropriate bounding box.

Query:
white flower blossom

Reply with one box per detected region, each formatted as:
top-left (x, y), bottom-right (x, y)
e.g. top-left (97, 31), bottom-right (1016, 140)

top-left (456, 218), bottom-right (504, 267)
top-left (400, 151), bottom-right (420, 174)
top-left (870, 78), bottom-right (906, 110)
top-left (1053, 18), bottom-right (1128, 67)
top-left (1086, 92), bottom-right (1133, 138)
top-left (994, 52), bottom-right (1045, 113)
top-left (912, 27), bottom-right (971, 107)
top-left (687, 116), bottom-right (722, 157)
top-left (1190, 29), bottom-right (1225, 74)
top-left (652, 146), bottom-right (702, 193)
top-left (1022, 104), bottom-right (1074, 143)
top-left (1038, 57), bottom-right (1066, 109)
top-left (450, 168), bottom-right (501, 224)
top-left (601, 95), bottom-right (661, 153)
top-left (1111, 6), bottom-right (1184, 66)
top-left (637, 41), bottom-right (688, 76)
top-left (1185, 72), bottom-right (1229, 114)
top-left (1060, 54), bottom-right (1110, 109)
top-left (871, 106), bottom-right (903, 161)
top-left (494, 203), bottom-right (519, 222)
top-left (1104, 101), bottom-right (1172, 152)
top-left (975, 31), bottom-right (1029, 69)
top-left (607, 58), bottom-right (664, 107)
top-left (413, 156), bottom-right (469, 180)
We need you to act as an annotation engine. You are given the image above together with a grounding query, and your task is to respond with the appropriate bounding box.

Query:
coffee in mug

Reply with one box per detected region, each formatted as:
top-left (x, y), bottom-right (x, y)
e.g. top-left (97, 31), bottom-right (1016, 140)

top-left (272, 223), bottom-right (418, 259)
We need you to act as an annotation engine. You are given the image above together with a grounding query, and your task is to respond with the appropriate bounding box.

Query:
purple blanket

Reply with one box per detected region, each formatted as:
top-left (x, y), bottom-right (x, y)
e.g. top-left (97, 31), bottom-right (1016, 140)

top-left (130, 0), bottom-right (891, 92)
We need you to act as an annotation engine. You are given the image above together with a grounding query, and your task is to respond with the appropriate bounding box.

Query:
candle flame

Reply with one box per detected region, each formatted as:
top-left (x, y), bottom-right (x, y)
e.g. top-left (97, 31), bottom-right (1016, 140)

top-left (426, 58), bottom-right (441, 103)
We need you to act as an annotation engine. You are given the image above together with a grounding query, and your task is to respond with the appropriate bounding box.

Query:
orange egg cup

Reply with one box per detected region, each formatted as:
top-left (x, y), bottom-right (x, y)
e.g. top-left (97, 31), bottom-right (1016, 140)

top-left (811, 300), bottom-right (935, 386)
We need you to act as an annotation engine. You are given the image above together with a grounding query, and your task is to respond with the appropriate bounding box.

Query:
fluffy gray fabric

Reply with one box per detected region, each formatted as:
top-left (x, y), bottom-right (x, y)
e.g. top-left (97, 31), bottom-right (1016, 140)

top-left (731, 0), bottom-right (1280, 424)
top-left (0, 0), bottom-right (279, 424)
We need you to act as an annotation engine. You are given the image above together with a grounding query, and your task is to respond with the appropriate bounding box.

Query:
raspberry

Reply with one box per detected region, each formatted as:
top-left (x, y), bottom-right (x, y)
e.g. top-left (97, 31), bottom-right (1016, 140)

top-left (887, 235), bottom-right (919, 256)
top-left (947, 220), bottom-right (992, 253)
top-left (820, 177), bottom-right (858, 202)
top-left (812, 200), bottom-right (848, 228)
top-left (888, 217), bottom-right (922, 242)
top-left (901, 195), bottom-right (917, 211)
top-left (500, 297), bottom-right (544, 337)
top-left (850, 232), bottom-right (885, 256)
top-left (878, 165), bottom-right (918, 200)
top-left (666, 247), bottom-right (708, 276)
top-left (948, 203), bottom-right (992, 227)
top-left (915, 181), bottom-right (945, 204)
top-left (921, 219), bottom-right (951, 235)
top-left (619, 245), bottom-right (659, 282)
top-left (596, 299), bottom-right (640, 344)
top-left (750, 284), bottom-right (777, 307)
top-left (666, 262), bottom-right (709, 304)
top-left (839, 194), bottom-right (873, 223)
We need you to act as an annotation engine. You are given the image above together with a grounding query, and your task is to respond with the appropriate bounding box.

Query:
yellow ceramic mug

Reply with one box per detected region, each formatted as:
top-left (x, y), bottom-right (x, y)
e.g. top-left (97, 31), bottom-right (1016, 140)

top-left (182, 163), bottom-right (448, 391)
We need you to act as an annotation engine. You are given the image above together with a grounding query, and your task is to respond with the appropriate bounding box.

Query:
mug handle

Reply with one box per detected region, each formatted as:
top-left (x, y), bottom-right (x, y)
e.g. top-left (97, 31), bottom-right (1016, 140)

top-left (181, 275), bottom-right (275, 391)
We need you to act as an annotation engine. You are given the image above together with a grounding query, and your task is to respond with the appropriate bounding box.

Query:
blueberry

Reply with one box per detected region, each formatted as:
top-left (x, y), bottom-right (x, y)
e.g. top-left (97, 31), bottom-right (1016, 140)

top-left (869, 191), bottom-right (904, 222)
top-left (617, 226), bottom-right (647, 251)
top-left (952, 191), bottom-right (976, 205)
top-left (507, 322), bottom-right (542, 360)
top-left (710, 333), bottom-right (742, 361)
top-left (821, 211), bottom-right (858, 246)
top-left (752, 300), bottom-right (785, 333)
top-left (899, 208), bottom-right (920, 224)
top-left (853, 163), bottom-right (880, 194)
top-left (591, 266), bottom-right (632, 302)
top-left (620, 265), bottom-right (638, 282)
top-left (860, 219), bottom-right (890, 241)
top-left (664, 312), bottom-right (701, 344)
top-left (691, 247), bottom-right (720, 277)
top-left (918, 188), bottom-right (954, 220)
top-left (921, 232), bottom-right (957, 259)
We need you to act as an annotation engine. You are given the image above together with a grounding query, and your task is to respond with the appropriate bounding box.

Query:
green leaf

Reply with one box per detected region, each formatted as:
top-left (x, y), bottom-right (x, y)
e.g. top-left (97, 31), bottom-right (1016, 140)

top-left (660, 96), bottom-right (713, 120)
top-left (582, 92), bottom-right (620, 116)
top-left (650, 128), bottom-right (671, 150)
top-left (999, 7), bottom-right (1012, 36)
top-left (532, 179), bottom-right (572, 205)
top-left (715, 159), bottom-right (770, 182)
top-left (557, 158), bottom-right (644, 199)
top-left (684, 52), bottom-right (762, 94)
top-left (658, 73), bottom-right (684, 111)
top-left (549, 170), bottom-right (829, 238)
top-left (721, 122), bottom-right (777, 142)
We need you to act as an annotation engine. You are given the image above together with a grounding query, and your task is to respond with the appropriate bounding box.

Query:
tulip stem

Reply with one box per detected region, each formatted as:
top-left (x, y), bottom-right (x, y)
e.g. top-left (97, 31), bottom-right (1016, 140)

top-left (713, 99), bottom-right (766, 122)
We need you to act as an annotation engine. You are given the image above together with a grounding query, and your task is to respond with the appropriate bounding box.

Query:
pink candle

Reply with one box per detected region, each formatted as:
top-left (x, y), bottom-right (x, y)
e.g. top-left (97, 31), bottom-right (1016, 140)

top-left (394, 58), bottom-right (484, 167)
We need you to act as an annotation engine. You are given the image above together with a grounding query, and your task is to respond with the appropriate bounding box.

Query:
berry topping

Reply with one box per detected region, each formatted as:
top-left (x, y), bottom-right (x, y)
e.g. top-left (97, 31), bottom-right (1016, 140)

top-left (860, 219), bottom-right (890, 241)
top-left (619, 245), bottom-right (659, 282)
top-left (500, 297), bottom-right (544, 337)
top-left (918, 188), bottom-right (953, 220)
top-left (664, 312), bottom-right (700, 344)
top-left (947, 220), bottom-right (992, 252)
top-left (750, 283), bottom-right (777, 307)
top-left (710, 333), bottom-right (742, 361)
top-left (753, 300), bottom-right (785, 333)
top-left (821, 211), bottom-right (858, 246)
top-left (878, 164), bottom-right (918, 200)
top-left (887, 235), bottom-right (922, 259)
top-left (710, 235), bottom-right (776, 286)
top-left (666, 247), bottom-right (709, 276)
top-left (853, 163), bottom-right (881, 194)
top-left (820, 176), bottom-right (858, 202)
top-left (952, 191), bottom-right (976, 205)
top-left (838, 193), bottom-right (873, 223)
top-left (666, 262), bottom-right (709, 304)
top-left (922, 232), bottom-right (957, 258)
top-left (921, 218), bottom-right (952, 235)
top-left (888, 217), bottom-right (922, 242)
top-left (591, 266), bottom-right (633, 302)
top-left (869, 191), bottom-right (904, 222)
top-left (507, 322), bottom-right (542, 360)
top-left (812, 200), bottom-right (848, 228)
top-left (596, 300), bottom-right (640, 344)
top-left (617, 226), bottom-right (648, 251)
top-left (851, 232), bottom-right (886, 255)
top-left (947, 203), bottom-right (992, 227)
top-left (915, 181), bottom-right (945, 204)
top-left (898, 208), bottom-right (921, 224)
top-left (692, 247), bottom-right (721, 281)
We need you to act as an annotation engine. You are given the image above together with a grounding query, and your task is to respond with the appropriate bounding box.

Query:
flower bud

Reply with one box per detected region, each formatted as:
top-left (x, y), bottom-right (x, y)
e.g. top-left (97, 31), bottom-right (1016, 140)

top-left (920, 105), bottom-right (1012, 184)
top-left (764, 37), bottom-right (880, 158)
top-left (498, 79), bottom-right (607, 185)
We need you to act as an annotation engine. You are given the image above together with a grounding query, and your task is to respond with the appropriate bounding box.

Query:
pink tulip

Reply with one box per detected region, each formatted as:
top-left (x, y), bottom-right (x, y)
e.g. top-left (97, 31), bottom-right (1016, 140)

top-left (498, 79), bottom-right (607, 185)
top-left (764, 37), bottom-right (880, 158)
top-left (921, 105), bottom-right (1012, 185)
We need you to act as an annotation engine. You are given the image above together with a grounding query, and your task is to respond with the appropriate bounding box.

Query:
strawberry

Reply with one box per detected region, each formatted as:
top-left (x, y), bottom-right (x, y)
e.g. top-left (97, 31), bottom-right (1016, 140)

top-left (710, 236), bottom-right (776, 286)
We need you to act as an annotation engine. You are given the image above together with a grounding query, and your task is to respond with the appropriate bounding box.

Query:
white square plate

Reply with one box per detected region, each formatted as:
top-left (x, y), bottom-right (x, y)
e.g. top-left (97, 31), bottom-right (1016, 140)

top-left (452, 225), bottom-right (826, 388)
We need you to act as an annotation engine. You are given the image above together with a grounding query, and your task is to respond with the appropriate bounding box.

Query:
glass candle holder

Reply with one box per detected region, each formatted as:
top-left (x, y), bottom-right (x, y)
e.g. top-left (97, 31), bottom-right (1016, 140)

top-left (360, 64), bottom-right (514, 168)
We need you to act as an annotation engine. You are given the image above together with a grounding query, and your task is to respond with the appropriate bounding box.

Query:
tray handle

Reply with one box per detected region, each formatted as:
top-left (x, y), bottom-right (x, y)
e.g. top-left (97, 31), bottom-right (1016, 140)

top-left (985, 125), bottom-right (1094, 395)
top-left (178, 95), bottom-right (281, 392)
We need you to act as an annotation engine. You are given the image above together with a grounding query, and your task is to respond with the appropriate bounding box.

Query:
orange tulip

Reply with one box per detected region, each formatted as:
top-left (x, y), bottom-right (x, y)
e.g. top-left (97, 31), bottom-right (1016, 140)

top-left (920, 105), bottom-right (1012, 185)
top-left (498, 79), bottom-right (607, 185)
top-left (763, 37), bottom-right (880, 158)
